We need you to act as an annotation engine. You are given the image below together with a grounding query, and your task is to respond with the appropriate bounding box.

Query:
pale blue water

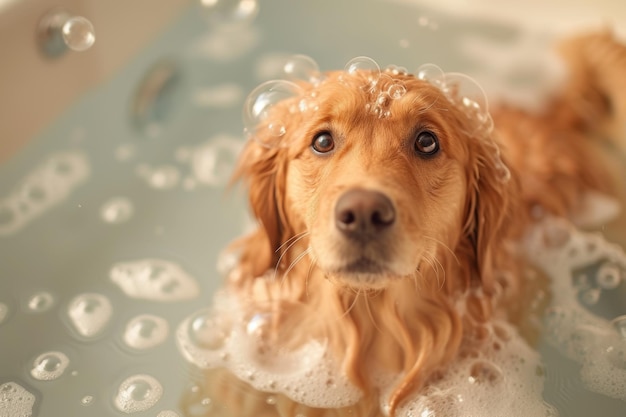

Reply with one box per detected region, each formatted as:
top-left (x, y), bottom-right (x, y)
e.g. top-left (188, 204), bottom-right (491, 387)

top-left (0, 1), bottom-right (624, 416)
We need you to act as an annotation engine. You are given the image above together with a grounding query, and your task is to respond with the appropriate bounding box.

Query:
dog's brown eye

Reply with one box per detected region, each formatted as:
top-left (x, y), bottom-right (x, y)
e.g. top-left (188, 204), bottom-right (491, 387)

top-left (414, 131), bottom-right (439, 156)
top-left (311, 132), bottom-right (335, 154)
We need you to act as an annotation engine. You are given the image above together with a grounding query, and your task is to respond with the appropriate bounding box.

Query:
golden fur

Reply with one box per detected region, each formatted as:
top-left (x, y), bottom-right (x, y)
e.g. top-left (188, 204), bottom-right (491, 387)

top-left (183, 31), bottom-right (626, 417)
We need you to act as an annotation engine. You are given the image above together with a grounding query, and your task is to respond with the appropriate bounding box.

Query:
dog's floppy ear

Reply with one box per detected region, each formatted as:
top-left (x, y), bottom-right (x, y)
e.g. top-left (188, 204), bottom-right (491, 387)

top-left (230, 140), bottom-right (289, 278)
top-left (463, 136), bottom-right (520, 294)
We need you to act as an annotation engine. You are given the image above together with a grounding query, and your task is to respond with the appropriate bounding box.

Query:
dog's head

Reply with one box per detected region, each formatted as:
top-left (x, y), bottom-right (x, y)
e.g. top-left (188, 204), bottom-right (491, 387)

top-left (234, 64), bottom-right (515, 295)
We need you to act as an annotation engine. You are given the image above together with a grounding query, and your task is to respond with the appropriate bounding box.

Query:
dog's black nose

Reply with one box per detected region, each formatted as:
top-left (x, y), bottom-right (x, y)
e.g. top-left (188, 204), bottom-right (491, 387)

top-left (335, 189), bottom-right (396, 237)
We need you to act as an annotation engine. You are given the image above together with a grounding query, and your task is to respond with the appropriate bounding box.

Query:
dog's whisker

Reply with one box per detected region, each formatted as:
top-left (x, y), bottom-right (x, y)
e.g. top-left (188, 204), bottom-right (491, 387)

top-left (280, 247), bottom-right (311, 286)
top-left (272, 232), bottom-right (310, 282)
top-left (275, 231), bottom-right (310, 253)
top-left (364, 294), bottom-right (383, 334)
top-left (341, 288), bottom-right (362, 319)
top-left (423, 235), bottom-right (460, 266)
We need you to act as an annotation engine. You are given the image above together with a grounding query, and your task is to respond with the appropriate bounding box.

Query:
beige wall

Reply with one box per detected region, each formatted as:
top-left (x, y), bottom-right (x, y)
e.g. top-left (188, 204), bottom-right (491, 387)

top-left (0, 0), bottom-right (188, 162)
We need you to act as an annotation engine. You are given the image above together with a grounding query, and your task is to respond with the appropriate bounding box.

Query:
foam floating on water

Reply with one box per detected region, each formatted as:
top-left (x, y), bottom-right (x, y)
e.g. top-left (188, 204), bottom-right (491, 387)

top-left (0, 381), bottom-right (36, 417)
top-left (110, 259), bottom-right (200, 302)
top-left (175, 291), bottom-right (363, 409)
top-left (0, 151), bottom-right (90, 236)
top-left (123, 314), bottom-right (169, 350)
top-left (67, 293), bottom-right (113, 339)
top-left (113, 374), bottom-right (163, 414)
top-left (30, 351), bottom-right (70, 381)
top-left (524, 216), bottom-right (626, 402)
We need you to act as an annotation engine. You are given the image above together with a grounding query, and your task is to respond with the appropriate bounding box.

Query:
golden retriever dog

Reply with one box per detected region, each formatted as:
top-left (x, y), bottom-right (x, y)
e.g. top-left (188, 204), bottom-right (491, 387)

top-left (181, 31), bottom-right (626, 417)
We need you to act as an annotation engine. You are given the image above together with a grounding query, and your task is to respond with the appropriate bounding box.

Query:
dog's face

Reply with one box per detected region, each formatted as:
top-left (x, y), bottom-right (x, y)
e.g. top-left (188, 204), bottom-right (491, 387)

top-left (237, 69), bottom-right (512, 291)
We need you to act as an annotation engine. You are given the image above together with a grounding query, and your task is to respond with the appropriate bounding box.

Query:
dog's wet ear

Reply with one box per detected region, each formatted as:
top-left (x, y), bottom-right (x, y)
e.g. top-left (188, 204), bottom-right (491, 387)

top-left (463, 139), bottom-right (520, 294)
top-left (230, 141), bottom-right (289, 278)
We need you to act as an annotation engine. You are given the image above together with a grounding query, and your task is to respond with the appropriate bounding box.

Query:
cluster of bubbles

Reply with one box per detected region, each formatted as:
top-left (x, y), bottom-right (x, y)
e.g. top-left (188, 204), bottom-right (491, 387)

top-left (0, 151), bottom-right (90, 236)
top-left (523, 214), bottom-right (626, 401)
top-left (175, 134), bottom-right (244, 188)
top-left (175, 289), bottom-right (363, 408)
top-left (131, 134), bottom-right (243, 192)
top-left (241, 54), bottom-right (510, 181)
top-left (176, 288), bottom-right (557, 415)
top-left (386, 321), bottom-right (555, 417)
top-left (0, 382), bottom-right (36, 417)
top-left (109, 259), bottom-right (200, 302)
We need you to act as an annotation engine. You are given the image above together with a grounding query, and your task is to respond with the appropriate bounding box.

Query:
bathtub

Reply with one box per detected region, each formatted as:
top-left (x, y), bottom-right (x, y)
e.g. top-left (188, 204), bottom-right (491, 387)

top-left (0, 0), bottom-right (625, 416)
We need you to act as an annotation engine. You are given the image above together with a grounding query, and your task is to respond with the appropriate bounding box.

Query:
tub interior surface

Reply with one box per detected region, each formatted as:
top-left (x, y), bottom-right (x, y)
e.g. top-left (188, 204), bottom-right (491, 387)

top-left (0, 1), bottom-right (625, 416)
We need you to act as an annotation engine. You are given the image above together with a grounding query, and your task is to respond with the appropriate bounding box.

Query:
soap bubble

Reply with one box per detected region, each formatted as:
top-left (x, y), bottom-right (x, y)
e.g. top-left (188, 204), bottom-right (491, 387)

top-left (468, 360), bottom-right (503, 385)
top-left (387, 82), bottom-right (406, 99)
top-left (344, 56), bottom-right (380, 76)
top-left (283, 55), bottom-right (322, 84)
top-left (123, 314), bottom-right (169, 350)
top-left (199, 0), bottom-right (259, 27)
top-left (26, 291), bottom-right (55, 312)
top-left (100, 197), bottom-right (134, 224)
top-left (596, 263), bottom-right (622, 289)
top-left (243, 80), bottom-right (303, 147)
top-left (416, 63), bottom-right (445, 87)
top-left (30, 351), bottom-right (70, 381)
top-left (343, 56), bottom-right (381, 88)
top-left (187, 308), bottom-right (232, 350)
top-left (81, 395), bottom-right (94, 406)
top-left (62, 16), bottom-right (95, 52)
top-left (114, 374), bottom-right (163, 413)
top-left (67, 293), bottom-right (113, 339)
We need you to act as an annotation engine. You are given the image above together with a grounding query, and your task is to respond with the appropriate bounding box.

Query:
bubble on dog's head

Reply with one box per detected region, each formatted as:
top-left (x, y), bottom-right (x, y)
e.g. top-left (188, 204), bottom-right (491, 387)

top-left (242, 54), bottom-right (510, 182)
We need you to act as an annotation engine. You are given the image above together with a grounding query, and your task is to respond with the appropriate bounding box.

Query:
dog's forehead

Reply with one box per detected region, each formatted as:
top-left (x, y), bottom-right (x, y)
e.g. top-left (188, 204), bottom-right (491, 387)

top-left (285, 70), bottom-right (450, 136)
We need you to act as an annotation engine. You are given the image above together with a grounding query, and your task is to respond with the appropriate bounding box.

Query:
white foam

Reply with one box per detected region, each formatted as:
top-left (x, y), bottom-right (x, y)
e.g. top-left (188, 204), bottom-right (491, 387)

top-left (0, 382), bottom-right (35, 417)
top-left (387, 321), bottom-right (555, 417)
top-left (524, 217), bottom-right (626, 401)
top-left (113, 374), bottom-right (163, 413)
top-left (67, 293), bottom-right (113, 339)
top-left (0, 151), bottom-right (90, 236)
top-left (175, 290), bottom-right (363, 408)
top-left (189, 135), bottom-right (244, 187)
top-left (156, 411), bottom-right (180, 417)
top-left (110, 259), bottom-right (199, 302)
